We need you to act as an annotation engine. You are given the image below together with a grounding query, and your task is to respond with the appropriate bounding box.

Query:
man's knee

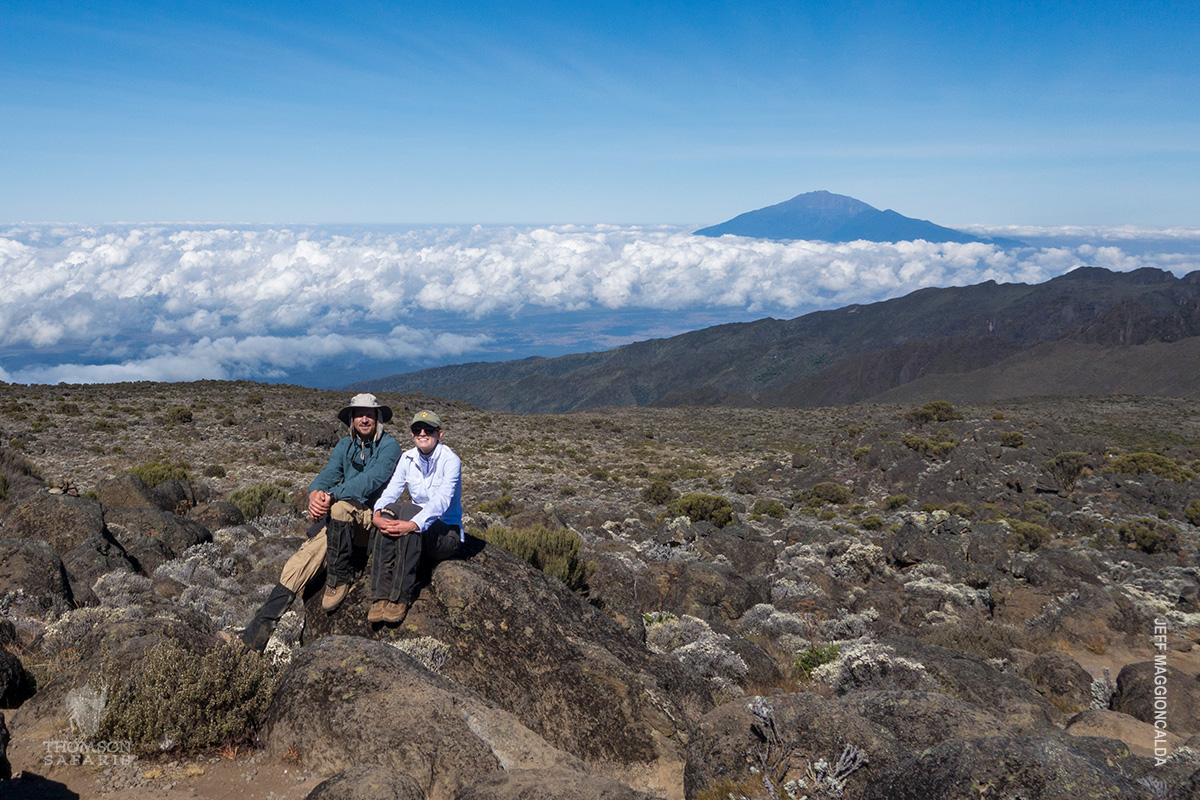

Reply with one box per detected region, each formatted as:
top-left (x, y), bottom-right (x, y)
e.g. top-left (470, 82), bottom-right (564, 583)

top-left (329, 500), bottom-right (361, 523)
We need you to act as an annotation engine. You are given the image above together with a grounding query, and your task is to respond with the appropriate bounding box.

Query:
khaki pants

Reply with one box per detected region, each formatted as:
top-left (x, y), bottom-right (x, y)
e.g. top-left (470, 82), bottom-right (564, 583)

top-left (278, 500), bottom-right (374, 594)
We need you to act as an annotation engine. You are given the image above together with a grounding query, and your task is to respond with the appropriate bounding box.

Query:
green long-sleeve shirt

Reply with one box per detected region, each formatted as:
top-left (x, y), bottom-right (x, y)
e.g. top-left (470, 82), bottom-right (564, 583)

top-left (309, 432), bottom-right (401, 505)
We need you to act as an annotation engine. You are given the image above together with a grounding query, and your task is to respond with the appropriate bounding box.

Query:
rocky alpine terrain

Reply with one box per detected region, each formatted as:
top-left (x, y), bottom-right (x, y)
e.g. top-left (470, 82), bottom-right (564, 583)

top-left (1, 380), bottom-right (1198, 799)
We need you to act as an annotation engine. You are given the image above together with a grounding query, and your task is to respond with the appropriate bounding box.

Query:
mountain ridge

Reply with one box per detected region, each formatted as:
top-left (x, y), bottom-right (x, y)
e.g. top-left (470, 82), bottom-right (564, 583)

top-left (353, 267), bottom-right (1200, 413)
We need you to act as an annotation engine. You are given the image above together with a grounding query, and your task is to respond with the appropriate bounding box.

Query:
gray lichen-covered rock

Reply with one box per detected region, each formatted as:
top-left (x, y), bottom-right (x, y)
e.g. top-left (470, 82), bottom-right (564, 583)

top-left (188, 500), bottom-right (245, 531)
top-left (303, 543), bottom-right (714, 771)
top-left (0, 537), bottom-right (75, 622)
top-left (9, 604), bottom-right (215, 731)
top-left (60, 532), bottom-right (136, 598)
top-left (882, 636), bottom-right (1064, 729)
top-left (457, 767), bottom-right (659, 800)
top-left (304, 765), bottom-right (424, 800)
top-left (860, 734), bottom-right (1184, 800)
top-left (684, 693), bottom-right (901, 800)
top-left (103, 507), bottom-right (212, 561)
top-left (96, 474), bottom-right (174, 512)
top-left (0, 490), bottom-right (105, 554)
top-left (840, 690), bottom-right (1014, 749)
top-left (263, 636), bottom-right (582, 800)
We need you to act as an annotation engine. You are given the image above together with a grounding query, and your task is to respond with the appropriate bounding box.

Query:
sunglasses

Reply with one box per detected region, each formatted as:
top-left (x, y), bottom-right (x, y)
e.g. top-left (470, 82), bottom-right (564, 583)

top-left (411, 425), bottom-right (439, 436)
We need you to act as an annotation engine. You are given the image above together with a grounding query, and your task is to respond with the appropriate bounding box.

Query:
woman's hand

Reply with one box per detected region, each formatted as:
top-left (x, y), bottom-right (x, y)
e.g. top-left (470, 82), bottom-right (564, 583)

top-left (373, 511), bottom-right (418, 537)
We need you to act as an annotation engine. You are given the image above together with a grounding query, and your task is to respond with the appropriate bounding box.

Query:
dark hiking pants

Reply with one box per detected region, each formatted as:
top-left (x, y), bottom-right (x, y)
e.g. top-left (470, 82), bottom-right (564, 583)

top-left (370, 520), bottom-right (461, 603)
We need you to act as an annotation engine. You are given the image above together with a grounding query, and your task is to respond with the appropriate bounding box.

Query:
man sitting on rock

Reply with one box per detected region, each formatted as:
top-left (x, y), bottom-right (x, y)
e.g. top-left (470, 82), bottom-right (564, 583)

top-left (235, 393), bottom-right (401, 651)
top-left (368, 410), bottom-right (463, 625)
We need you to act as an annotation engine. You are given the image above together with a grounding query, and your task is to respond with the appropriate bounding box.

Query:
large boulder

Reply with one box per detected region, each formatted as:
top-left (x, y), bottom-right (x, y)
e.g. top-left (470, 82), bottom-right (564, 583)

top-left (645, 558), bottom-right (766, 625)
top-left (882, 636), bottom-right (1064, 730)
top-left (9, 604), bottom-right (215, 733)
top-left (243, 418), bottom-right (341, 447)
top-left (691, 524), bottom-right (780, 578)
top-left (457, 767), bottom-right (659, 800)
top-left (581, 546), bottom-right (648, 639)
top-left (188, 500), bottom-right (245, 531)
top-left (104, 507), bottom-right (211, 561)
top-left (860, 734), bottom-right (1185, 800)
top-left (304, 765), bottom-right (424, 800)
top-left (60, 532), bottom-right (136, 599)
top-left (0, 538), bottom-right (75, 624)
top-left (96, 474), bottom-right (173, 512)
top-left (840, 690), bottom-right (1014, 749)
top-left (1112, 661), bottom-right (1200, 739)
top-left (303, 542), bottom-right (714, 777)
top-left (1022, 651), bottom-right (1095, 715)
top-left (684, 693), bottom-right (901, 800)
top-left (1065, 709), bottom-right (1189, 758)
top-left (263, 636), bottom-right (583, 800)
top-left (0, 491), bottom-right (105, 554)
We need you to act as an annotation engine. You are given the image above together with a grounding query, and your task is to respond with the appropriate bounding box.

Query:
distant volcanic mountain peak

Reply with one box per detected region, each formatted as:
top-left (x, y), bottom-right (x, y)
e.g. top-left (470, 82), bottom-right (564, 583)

top-left (695, 190), bottom-right (1024, 247)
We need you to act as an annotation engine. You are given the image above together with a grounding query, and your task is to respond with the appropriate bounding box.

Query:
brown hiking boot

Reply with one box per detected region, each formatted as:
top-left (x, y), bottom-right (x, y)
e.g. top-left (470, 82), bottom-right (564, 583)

top-left (322, 583), bottom-right (348, 612)
top-left (381, 600), bottom-right (409, 625)
top-left (367, 600), bottom-right (386, 623)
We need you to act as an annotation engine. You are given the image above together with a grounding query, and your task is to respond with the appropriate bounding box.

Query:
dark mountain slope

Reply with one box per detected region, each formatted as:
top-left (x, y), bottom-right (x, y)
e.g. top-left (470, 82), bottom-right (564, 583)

top-left (695, 190), bottom-right (1025, 246)
top-left (354, 267), bottom-right (1200, 412)
top-left (870, 337), bottom-right (1200, 405)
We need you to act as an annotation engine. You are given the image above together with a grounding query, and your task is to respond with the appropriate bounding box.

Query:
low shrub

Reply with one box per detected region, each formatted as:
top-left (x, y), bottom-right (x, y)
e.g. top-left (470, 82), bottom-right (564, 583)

top-left (475, 492), bottom-right (520, 517)
top-left (96, 641), bottom-right (281, 755)
top-left (130, 460), bottom-right (190, 488)
top-left (732, 476), bottom-right (756, 494)
top-left (944, 502), bottom-right (973, 518)
top-left (641, 478), bottom-right (676, 505)
top-left (480, 524), bottom-right (591, 590)
top-left (793, 643), bottom-right (840, 680)
top-left (668, 493), bottom-right (734, 528)
top-left (904, 400), bottom-right (962, 425)
top-left (901, 431), bottom-right (958, 458)
top-left (853, 446), bottom-right (871, 461)
top-left (228, 482), bottom-right (288, 519)
top-left (165, 405), bottom-right (194, 424)
top-left (1118, 518), bottom-right (1178, 554)
top-left (884, 494), bottom-right (911, 510)
top-left (1106, 452), bottom-right (1195, 483)
top-left (1186, 500), bottom-right (1200, 526)
top-left (750, 498), bottom-right (788, 520)
top-left (202, 464), bottom-right (227, 478)
top-left (811, 482), bottom-right (851, 505)
top-left (1000, 431), bottom-right (1025, 448)
top-left (1008, 520), bottom-right (1052, 552)
top-left (859, 514), bottom-right (884, 531)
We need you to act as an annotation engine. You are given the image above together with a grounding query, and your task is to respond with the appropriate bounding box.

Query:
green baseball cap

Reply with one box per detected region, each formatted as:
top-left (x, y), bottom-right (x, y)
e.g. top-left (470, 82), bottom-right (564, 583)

top-left (410, 410), bottom-right (442, 429)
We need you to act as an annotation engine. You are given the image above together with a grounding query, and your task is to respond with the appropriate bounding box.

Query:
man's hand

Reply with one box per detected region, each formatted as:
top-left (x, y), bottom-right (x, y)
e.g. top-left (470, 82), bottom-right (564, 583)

top-left (373, 511), bottom-right (419, 537)
top-left (308, 490), bottom-right (332, 518)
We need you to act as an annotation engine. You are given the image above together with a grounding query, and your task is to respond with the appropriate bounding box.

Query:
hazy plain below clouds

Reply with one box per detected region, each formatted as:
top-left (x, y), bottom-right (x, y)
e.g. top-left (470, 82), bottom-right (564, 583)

top-left (2, 223), bottom-right (1199, 388)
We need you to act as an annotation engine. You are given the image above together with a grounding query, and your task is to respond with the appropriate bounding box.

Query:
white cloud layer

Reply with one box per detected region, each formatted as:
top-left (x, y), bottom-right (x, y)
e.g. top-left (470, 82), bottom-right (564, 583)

top-left (2, 223), bottom-right (1198, 386)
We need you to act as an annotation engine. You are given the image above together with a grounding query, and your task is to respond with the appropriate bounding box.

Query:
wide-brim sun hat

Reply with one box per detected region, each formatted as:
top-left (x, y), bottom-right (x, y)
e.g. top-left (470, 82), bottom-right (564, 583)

top-left (338, 393), bottom-right (394, 425)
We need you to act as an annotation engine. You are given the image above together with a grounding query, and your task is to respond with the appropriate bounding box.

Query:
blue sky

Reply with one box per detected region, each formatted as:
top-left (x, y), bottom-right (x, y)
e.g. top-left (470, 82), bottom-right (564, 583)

top-left (3, 0), bottom-right (1197, 227)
